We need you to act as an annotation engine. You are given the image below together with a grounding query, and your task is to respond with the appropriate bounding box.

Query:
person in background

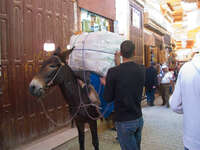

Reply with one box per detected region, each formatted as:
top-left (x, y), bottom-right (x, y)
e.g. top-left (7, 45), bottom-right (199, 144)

top-left (159, 64), bottom-right (173, 107)
top-left (170, 50), bottom-right (200, 150)
top-left (156, 63), bottom-right (162, 95)
top-left (157, 63), bottom-right (163, 85)
top-left (174, 63), bottom-right (182, 82)
top-left (145, 62), bottom-right (158, 106)
top-left (104, 40), bottom-right (146, 150)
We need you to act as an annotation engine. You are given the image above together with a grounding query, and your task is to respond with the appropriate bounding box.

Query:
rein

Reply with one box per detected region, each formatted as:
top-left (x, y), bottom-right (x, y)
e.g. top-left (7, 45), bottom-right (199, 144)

top-left (36, 55), bottom-right (81, 127)
top-left (37, 96), bottom-right (81, 127)
top-left (36, 55), bottom-right (104, 127)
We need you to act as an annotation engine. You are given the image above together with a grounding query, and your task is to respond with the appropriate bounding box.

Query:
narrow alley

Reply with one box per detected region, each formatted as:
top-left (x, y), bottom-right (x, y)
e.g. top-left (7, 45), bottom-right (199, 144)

top-left (2, 0), bottom-right (200, 149)
top-left (55, 97), bottom-right (183, 150)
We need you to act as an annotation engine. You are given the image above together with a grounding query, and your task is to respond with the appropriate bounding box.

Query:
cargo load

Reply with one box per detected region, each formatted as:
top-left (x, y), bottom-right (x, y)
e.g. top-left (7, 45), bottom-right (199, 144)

top-left (68, 31), bottom-right (126, 76)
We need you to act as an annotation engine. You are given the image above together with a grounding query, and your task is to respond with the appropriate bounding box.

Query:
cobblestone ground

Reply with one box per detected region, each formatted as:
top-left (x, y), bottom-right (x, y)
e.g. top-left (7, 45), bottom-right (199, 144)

top-left (55, 96), bottom-right (184, 150)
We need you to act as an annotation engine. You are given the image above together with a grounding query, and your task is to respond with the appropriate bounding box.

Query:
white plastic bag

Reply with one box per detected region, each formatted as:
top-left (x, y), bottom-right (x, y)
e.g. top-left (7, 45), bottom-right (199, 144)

top-left (68, 31), bottom-right (126, 76)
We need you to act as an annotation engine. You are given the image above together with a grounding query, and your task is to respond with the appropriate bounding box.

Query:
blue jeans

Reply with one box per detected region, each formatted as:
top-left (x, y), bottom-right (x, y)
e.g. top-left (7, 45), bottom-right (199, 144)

top-left (146, 89), bottom-right (155, 105)
top-left (115, 117), bottom-right (144, 150)
top-left (184, 147), bottom-right (189, 150)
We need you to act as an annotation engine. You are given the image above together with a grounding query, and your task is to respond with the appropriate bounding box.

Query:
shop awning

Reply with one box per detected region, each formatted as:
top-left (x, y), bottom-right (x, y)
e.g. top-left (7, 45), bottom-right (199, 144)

top-left (144, 12), bottom-right (168, 36)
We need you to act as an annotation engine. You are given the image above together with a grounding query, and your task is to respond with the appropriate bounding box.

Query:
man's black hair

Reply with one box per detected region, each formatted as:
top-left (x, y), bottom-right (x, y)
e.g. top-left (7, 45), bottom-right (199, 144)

top-left (120, 40), bottom-right (135, 58)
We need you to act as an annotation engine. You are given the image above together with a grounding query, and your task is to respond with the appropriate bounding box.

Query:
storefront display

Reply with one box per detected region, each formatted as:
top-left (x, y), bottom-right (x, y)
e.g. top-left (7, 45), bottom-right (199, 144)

top-left (81, 9), bottom-right (111, 32)
top-left (144, 29), bottom-right (167, 66)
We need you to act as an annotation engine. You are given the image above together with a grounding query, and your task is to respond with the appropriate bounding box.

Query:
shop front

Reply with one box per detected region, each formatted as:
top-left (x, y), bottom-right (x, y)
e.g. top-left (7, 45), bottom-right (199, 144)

top-left (77, 0), bottom-right (115, 33)
top-left (144, 29), bottom-right (155, 67)
top-left (143, 0), bottom-right (171, 67)
top-left (129, 0), bottom-right (144, 64)
top-left (80, 9), bottom-right (113, 32)
top-left (144, 28), bottom-right (167, 67)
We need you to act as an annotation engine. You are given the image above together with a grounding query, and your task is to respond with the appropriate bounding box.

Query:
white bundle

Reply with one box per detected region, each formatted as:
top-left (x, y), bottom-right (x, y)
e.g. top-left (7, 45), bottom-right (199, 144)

top-left (68, 31), bottom-right (126, 76)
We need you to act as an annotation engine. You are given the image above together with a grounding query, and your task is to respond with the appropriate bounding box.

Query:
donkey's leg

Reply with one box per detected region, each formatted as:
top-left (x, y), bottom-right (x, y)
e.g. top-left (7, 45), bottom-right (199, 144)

top-left (76, 121), bottom-right (85, 150)
top-left (89, 120), bottom-right (99, 150)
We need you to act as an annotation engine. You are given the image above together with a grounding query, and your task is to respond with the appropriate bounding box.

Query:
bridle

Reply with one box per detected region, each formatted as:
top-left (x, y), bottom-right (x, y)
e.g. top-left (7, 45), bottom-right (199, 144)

top-left (37, 55), bottom-right (112, 127)
top-left (36, 55), bottom-right (100, 127)
top-left (37, 55), bottom-right (81, 127)
top-left (46, 55), bottom-right (65, 88)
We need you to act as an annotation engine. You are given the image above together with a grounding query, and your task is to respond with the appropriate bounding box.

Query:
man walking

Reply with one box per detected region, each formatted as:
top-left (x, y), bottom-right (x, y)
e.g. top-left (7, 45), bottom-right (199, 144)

top-left (160, 64), bottom-right (173, 107)
top-left (170, 51), bottom-right (200, 150)
top-left (104, 40), bottom-right (145, 150)
top-left (145, 62), bottom-right (158, 106)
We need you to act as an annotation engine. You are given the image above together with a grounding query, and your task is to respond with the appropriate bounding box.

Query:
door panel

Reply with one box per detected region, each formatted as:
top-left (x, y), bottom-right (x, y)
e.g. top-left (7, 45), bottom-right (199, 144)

top-left (129, 0), bottom-right (144, 64)
top-left (0, 0), bottom-right (74, 149)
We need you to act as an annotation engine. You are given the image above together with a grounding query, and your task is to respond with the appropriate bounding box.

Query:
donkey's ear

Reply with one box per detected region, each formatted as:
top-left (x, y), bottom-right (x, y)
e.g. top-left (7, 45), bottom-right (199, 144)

top-left (53, 47), bottom-right (62, 56)
top-left (60, 47), bottom-right (75, 62)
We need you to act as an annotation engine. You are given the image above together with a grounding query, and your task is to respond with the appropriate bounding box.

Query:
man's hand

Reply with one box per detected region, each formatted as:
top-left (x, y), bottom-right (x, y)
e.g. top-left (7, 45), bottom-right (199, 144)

top-left (100, 77), bottom-right (106, 85)
top-left (115, 51), bottom-right (121, 66)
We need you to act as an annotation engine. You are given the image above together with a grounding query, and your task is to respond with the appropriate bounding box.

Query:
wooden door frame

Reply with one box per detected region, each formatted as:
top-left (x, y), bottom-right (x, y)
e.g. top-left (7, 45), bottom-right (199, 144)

top-left (129, 0), bottom-right (144, 64)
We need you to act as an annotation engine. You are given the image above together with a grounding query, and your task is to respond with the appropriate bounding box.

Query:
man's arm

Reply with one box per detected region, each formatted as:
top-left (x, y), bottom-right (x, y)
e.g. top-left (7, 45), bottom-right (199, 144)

top-left (169, 71), bottom-right (183, 114)
top-left (103, 69), bottom-right (115, 102)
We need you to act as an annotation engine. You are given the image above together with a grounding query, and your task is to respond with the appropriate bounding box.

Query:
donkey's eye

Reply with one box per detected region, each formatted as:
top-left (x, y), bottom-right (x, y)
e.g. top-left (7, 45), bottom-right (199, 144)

top-left (49, 65), bottom-right (58, 68)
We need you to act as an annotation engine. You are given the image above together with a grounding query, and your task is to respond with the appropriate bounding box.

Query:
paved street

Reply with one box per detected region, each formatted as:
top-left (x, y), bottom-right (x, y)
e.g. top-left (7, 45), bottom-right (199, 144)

top-left (55, 97), bottom-right (184, 150)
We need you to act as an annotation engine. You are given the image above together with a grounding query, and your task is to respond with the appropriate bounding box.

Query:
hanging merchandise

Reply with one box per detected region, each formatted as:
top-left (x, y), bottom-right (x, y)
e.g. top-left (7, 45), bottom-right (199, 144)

top-left (81, 9), bottom-right (110, 32)
top-left (68, 31), bottom-right (126, 76)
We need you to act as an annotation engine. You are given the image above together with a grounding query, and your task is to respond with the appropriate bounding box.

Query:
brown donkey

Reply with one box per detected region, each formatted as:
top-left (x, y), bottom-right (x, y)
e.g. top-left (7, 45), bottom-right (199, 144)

top-left (29, 47), bottom-right (100, 150)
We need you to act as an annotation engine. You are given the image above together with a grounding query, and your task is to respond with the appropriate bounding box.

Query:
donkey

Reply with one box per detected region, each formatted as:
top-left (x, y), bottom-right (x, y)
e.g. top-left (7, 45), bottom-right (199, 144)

top-left (29, 47), bottom-right (100, 150)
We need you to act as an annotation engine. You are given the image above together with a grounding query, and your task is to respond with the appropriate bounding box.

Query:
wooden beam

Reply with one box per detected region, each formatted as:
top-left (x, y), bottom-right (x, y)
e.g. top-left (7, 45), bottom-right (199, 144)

top-left (164, 15), bottom-right (173, 23)
top-left (173, 1), bottom-right (181, 6)
top-left (173, 17), bottom-right (183, 20)
top-left (198, 0), bottom-right (200, 8)
top-left (172, 8), bottom-right (183, 16)
top-left (167, 2), bottom-right (174, 11)
top-left (166, 0), bottom-right (181, 3)
top-left (173, 23), bottom-right (182, 28)
top-left (187, 26), bottom-right (200, 40)
top-left (173, 17), bottom-right (183, 22)
top-left (172, 13), bottom-right (183, 17)
top-left (186, 40), bottom-right (195, 48)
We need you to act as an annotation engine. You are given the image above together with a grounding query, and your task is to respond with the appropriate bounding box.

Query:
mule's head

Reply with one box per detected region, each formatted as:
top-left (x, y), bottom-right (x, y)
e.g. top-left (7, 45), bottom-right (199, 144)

top-left (29, 47), bottom-right (73, 97)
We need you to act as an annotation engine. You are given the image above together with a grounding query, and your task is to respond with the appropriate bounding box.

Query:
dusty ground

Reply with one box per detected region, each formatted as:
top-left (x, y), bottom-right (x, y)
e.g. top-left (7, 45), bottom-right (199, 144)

top-left (54, 96), bottom-right (184, 150)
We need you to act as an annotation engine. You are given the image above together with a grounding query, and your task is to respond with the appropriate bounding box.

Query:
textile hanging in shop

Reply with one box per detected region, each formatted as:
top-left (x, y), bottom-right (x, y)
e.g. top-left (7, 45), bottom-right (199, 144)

top-left (81, 9), bottom-right (111, 33)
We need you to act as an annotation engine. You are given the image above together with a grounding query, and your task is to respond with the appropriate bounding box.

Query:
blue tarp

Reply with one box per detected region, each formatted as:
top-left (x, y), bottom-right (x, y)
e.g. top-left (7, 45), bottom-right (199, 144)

top-left (90, 73), bottom-right (114, 118)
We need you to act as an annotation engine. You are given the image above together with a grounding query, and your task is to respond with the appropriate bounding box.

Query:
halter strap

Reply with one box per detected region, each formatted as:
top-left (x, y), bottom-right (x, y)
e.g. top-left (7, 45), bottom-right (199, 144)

top-left (46, 55), bottom-right (66, 87)
top-left (53, 55), bottom-right (65, 66)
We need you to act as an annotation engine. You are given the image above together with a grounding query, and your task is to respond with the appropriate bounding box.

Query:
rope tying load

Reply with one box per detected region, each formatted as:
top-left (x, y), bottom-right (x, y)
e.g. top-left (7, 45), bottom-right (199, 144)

top-left (69, 31), bottom-right (126, 77)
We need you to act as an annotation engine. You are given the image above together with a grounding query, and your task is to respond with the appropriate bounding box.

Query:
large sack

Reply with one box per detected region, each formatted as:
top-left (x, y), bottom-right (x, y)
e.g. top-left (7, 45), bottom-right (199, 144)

top-left (68, 31), bottom-right (126, 76)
